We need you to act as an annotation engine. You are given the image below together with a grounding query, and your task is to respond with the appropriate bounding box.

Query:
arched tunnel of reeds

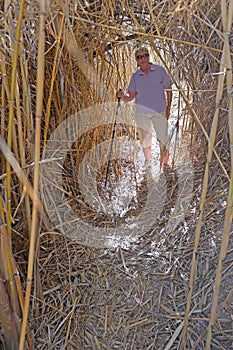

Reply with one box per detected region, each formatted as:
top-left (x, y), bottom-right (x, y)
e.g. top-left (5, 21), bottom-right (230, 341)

top-left (0, 1), bottom-right (232, 349)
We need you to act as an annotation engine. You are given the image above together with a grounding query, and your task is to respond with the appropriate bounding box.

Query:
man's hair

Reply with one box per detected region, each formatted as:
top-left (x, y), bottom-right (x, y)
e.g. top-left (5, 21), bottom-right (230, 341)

top-left (134, 47), bottom-right (149, 59)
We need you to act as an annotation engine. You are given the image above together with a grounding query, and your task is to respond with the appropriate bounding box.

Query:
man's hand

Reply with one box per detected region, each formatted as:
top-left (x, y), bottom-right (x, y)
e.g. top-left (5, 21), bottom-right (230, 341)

top-left (166, 106), bottom-right (171, 119)
top-left (116, 90), bottom-right (136, 103)
top-left (116, 89), bottom-right (124, 99)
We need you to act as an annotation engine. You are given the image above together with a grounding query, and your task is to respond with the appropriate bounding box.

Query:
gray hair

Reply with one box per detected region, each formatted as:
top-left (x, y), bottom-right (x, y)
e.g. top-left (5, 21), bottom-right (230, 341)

top-left (134, 47), bottom-right (149, 59)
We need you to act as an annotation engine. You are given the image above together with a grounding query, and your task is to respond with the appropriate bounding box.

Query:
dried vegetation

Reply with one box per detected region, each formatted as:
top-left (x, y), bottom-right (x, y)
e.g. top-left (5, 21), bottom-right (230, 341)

top-left (0, 0), bottom-right (233, 349)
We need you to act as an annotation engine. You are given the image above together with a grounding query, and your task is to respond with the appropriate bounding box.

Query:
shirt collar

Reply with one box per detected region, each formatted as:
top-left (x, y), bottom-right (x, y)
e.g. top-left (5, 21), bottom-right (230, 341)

top-left (138, 63), bottom-right (155, 75)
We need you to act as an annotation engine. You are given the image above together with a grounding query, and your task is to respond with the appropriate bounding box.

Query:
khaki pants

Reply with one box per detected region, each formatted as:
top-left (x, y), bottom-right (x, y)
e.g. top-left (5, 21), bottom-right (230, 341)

top-left (135, 110), bottom-right (168, 149)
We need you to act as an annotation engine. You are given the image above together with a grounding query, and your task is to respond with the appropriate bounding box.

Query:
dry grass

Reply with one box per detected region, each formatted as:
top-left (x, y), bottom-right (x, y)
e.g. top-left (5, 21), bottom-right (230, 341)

top-left (0, 0), bottom-right (232, 349)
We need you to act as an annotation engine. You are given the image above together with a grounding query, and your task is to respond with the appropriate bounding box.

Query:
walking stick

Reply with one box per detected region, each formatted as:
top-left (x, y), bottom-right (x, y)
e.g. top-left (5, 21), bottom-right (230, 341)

top-left (171, 120), bottom-right (179, 170)
top-left (161, 120), bottom-right (179, 168)
top-left (104, 95), bottom-right (121, 188)
top-left (171, 91), bottom-right (181, 170)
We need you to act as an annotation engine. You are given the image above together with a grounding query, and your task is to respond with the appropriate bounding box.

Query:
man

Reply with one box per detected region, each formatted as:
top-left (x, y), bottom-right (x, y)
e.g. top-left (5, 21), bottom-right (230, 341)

top-left (117, 47), bottom-right (172, 167)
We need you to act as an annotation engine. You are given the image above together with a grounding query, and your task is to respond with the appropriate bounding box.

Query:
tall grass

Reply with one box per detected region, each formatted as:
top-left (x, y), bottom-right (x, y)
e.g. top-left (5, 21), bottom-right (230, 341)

top-left (0, 0), bottom-right (232, 348)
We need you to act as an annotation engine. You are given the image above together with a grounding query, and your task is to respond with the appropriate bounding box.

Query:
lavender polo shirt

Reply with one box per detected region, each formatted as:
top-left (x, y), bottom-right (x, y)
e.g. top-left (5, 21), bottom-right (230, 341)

top-left (127, 63), bottom-right (171, 114)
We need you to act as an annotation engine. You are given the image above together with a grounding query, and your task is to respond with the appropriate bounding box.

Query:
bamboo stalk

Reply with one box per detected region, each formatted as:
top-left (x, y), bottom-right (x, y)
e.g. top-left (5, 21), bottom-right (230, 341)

top-left (0, 136), bottom-right (44, 213)
top-left (0, 218), bottom-right (19, 347)
top-left (0, 72), bottom-right (6, 138)
top-left (19, 0), bottom-right (47, 348)
top-left (180, 28), bottom-right (227, 350)
top-left (0, 276), bottom-right (19, 349)
top-left (0, 195), bottom-right (5, 222)
top-left (205, 1), bottom-right (233, 348)
top-left (19, 54), bottom-right (34, 160)
top-left (0, 36), bottom-right (9, 138)
top-left (19, 49), bottom-right (34, 232)
top-left (57, 10), bottom-right (109, 103)
top-left (0, 2), bottom-right (232, 349)
top-left (0, 218), bottom-right (33, 349)
top-left (1, 3), bottom-right (27, 348)
top-left (43, 12), bottom-right (65, 155)
top-left (0, 219), bottom-right (32, 349)
top-left (75, 15), bottom-right (233, 57)
top-left (15, 77), bottom-right (32, 233)
top-left (6, 0), bottom-right (25, 236)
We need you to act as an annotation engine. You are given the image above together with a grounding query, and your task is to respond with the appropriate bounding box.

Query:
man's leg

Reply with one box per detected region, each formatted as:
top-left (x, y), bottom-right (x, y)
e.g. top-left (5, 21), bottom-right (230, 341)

top-left (143, 145), bottom-right (152, 161)
top-left (135, 113), bottom-right (152, 162)
top-left (160, 146), bottom-right (170, 166)
top-left (152, 111), bottom-right (169, 166)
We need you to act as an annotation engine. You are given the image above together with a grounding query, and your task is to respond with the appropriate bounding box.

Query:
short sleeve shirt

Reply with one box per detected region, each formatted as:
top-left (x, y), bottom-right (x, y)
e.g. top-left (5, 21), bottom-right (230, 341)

top-left (127, 63), bottom-right (171, 114)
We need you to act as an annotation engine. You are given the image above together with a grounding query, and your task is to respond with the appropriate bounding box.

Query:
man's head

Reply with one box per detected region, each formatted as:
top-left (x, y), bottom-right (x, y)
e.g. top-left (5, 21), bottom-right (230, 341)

top-left (135, 47), bottom-right (150, 61)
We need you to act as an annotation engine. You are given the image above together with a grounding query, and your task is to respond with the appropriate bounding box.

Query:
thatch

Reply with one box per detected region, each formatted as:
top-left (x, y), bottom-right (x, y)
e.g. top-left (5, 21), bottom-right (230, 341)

top-left (0, 0), bottom-right (232, 349)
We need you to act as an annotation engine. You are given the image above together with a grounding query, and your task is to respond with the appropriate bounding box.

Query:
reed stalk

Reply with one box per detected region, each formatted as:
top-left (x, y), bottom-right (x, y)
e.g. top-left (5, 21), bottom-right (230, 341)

top-left (0, 4), bottom-right (26, 347)
top-left (6, 0), bottom-right (25, 236)
top-left (0, 73), bottom-right (6, 138)
top-left (42, 12), bottom-right (65, 155)
top-left (0, 218), bottom-right (19, 348)
top-left (180, 54), bottom-right (226, 350)
top-left (0, 136), bottom-right (43, 212)
top-left (19, 0), bottom-right (47, 348)
top-left (0, 1), bottom-right (232, 348)
top-left (0, 277), bottom-right (19, 349)
top-left (205, 1), bottom-right (233, 348)
top-left (181, 1), bottom-right (232, 348)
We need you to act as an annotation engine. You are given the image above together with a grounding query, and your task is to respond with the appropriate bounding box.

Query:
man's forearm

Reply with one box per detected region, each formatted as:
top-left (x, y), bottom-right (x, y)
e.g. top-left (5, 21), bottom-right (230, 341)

top-left (166, 89), bottom-right (172, 119)
top-left (121, 94), bottom-right (135, 102)
top-left (166, 89), bottom-right (172, 108)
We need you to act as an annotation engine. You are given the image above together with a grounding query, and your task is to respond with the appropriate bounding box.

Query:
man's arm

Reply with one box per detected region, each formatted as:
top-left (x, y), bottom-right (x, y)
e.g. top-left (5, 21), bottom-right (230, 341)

top-left (117, 90), bottom-right (136, 102)
top-left (165, 88), bottom-right (172, 119)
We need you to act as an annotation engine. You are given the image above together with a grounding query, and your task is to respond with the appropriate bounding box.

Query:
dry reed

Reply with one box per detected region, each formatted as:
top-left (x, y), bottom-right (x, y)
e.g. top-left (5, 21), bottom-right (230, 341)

top-left (0, 0), bottom-right (232, 349)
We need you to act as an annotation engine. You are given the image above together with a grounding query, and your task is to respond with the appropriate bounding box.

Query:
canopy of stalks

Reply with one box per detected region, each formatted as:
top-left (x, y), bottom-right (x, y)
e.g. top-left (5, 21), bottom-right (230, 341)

top-left (0, 0), bottom-right (232, 349)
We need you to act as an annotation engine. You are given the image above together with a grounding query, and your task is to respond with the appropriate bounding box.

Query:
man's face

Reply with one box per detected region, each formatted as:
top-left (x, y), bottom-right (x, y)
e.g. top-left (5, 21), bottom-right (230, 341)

top-left (136, 51), bottom-right (149, 65)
